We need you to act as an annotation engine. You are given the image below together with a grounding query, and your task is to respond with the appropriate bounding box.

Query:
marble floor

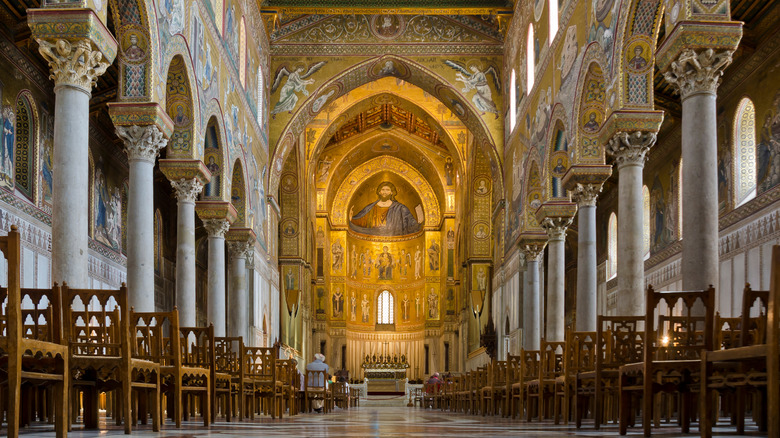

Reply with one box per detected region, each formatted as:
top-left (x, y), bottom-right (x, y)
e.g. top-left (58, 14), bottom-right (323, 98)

top-left (14, 401), bottom-right (767, 437)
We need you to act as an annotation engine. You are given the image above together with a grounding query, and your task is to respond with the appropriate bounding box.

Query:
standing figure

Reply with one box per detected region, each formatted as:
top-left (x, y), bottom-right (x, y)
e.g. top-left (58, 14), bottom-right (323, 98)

top-left (363, 249), bottom-right (373, 277)
top-left (361, 294), bottom-right (370, 323)
top-left (428, 240), bottom-right (440, 271)
top-left (332, 287), bottom-right (343, 318)
top-left (331, 240), bottom-right (344, 271)
top-left (350, 293), bottom-right (357, 321)
top-left (402, 294), bottom-right (410, 321)
top-left (428, 288), bottom-right (438, 319)
top-left (415, 292), bottom-right (421, 319)
top-left (476, 267), bottom-right (487, 291)
top-left (350, 244), bottom-right (358, 278)
top-left (399, 249), bottom-right (408, 277)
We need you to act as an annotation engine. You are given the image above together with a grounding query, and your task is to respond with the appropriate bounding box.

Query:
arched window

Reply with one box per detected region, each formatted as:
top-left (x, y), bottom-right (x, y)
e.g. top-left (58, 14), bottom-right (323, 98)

top-left (527, 24), bottom-right (535, 94)
top-left (239, 18), bottom-right (246, 86)
top-left (608, 212), bottom-right (617, 279)
top-left (548, 0), bottom-right (559, 45)
top-left (377, 290), bottom-right (394, 324)
top-left (643, 185), bottom-right (650, 260)
top-left (734, 97), bottom-right (756, 206)
top-left (257, 67), bottom-right (264, 126)
top-left (14, 93), bottom-right (36, 201)
top-left (510, 69), bottom-right (517, 132)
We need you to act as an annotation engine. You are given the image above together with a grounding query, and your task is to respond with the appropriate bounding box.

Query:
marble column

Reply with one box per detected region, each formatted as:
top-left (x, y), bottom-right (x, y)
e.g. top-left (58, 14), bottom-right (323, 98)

top-left (227, 240), bottom-right (252, 339)
top-left (520, 241), bottom-right (546, 350)
top-left (204, 219), bottom-right (230, 336)
top-left (115, 126), bottom-right (167, 311)
top-left (171, 178), bottom-right (203, 327)
top-left (571, 184), bottom-right (602, 331)
top-left (607, 132), bottom-right (656, 316)
top-left (663, 48), bottom-right (734, 291)
top-left (541, 217), bottom-right (572, 342)
top-left (35, 39), bottom-right (111, 288)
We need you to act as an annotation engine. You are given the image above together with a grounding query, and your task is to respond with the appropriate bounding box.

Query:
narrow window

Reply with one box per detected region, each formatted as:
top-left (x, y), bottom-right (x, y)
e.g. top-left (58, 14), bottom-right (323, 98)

top-left (734, 98), bottom-right (756, 206)
top-left (377, 290), bottom-right (394, 324)
top-left (548, 0), bottom-right (559, 45)
top-left (527, 24), bottom-right (535, 94)
top-left (510, 69), bottom-right (517, 131)
top-left (608, 212), bottom-right (617, 279)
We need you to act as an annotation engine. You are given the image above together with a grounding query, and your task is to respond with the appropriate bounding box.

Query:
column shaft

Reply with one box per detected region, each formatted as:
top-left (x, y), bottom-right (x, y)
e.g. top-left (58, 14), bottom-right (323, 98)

top-left (208, 234), bottom-right (227, 336)
top-left (176, 200), bottom-right (196, 325)
top-left (523, 259), bottom-right (541, 350)
top-left (546, 238), bottom-right (565, 342)
top-left (682, 93), bottom-right (719, 291)
top-left (127, 158), bottom-right (156, 311)
top-left (228, 247), bottom-right (248, 338)
top-left (51, 86), bottom-right (90, 288)
top-left (576, 204), bottom-right (597, 331)
top-left (617, 161), bottom-right (645, 316)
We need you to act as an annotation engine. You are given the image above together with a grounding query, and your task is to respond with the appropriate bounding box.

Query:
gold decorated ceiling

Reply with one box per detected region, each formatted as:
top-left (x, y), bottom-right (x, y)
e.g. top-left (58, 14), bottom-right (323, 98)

top-left (328, 104), bottom-right (446, 149)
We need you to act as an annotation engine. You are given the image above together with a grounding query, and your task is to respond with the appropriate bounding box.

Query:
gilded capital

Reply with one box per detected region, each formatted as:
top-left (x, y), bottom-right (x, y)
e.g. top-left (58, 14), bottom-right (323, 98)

top-left (203, 219), bottom-right (231, 238)
top-left (606, 131), bottom-right (657, 167)
top-left (36, 38), bottom-right (110, 94)
top-left (570, 183), bottom-right (602, 207)
top-left (521, 243), bottom-right (546, 262)
top-left (541, 217), bottom-right (573, 242)
top-left (663, 48), bottom-right (733, 99)
top-left (116, 125), bottom-right (167, 163)
top-left (171, 178), bottom-right (203, 204)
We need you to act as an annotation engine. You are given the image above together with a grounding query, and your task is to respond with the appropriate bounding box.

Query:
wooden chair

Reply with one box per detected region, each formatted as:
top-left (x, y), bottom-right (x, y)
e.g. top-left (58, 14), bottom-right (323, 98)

top-left (555, 330), bottom-right (596, 424)
top-left (173, 324), bottom-right (212, 426)
top-left (244, 346), bottom-right (282, 418)
top-left (618, 285), bottom-right (715, 436)
top-left (454, 374), bottom-right (468, 413)
top-left (0, 226), bottom-right (68, 437)
top-left (575, 316), bottom-right (645, 430)
top-left (701, 262), bottom-right (778, 438)
top-left (481, 360), bottom-right (507, 416)
top-left (526, 340), bottom-right (564, 422)
top-left (509, 349), bottom-right (539, 419)
top-left (62, 284), bottom-right (161, 434)
top-left (276, 358), bottom-right (297, 415)
top-left (213, 336), bottom-right (243, 421)
top-left (331, 381), bottom-right (349, 409)
top-left (422, 382), bottom-right (442, 409)
top-left (304, 369), bottom-right (328, 413)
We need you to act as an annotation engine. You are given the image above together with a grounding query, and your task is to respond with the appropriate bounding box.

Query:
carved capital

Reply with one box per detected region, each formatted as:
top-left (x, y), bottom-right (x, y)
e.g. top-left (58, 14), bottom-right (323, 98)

top-left (36, 38), bottom-right (110, 94)
top-left (570, 183), bottom-right (602, 207)
top-left (663, 48), bottom-right (734, 99)
top-left (227, 240), bottom-right (253, 260)
top-left (541, 217), bottom-right (573, 242)
top-left (171, 178), bottom-right (203, 204)
top-left (521, 243), bottom-right (546, 262)
top-left (116, 125), bottom-right (167, 163)
top-left (606, 131), bottom-right (657, 168)
top-left (203, 219), bottom-right (231, 238)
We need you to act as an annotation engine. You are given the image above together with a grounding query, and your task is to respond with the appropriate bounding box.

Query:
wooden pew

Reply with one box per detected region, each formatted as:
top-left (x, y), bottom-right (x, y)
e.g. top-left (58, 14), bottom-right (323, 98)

top-left (554, 330), bottom-right (596, 424)
top-left (618, 285), bottom-right (715, 436)
top-left (525, 340), bottom-right (564, 422)
top-left (701, 254), bottom-right (778, 437)
top-left (0, 226), bottom-right (68, 437)
top-left (63, 284), bottom-right (161, 434)
top-left (575, 316), bottom-right (645, 430)
top-left (175, 324), bottom-right (212, 426)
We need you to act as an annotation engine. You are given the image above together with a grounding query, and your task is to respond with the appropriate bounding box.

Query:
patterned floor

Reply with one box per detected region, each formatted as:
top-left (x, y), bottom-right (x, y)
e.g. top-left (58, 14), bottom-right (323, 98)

top-left (15, 404), bottom-right (767, 437)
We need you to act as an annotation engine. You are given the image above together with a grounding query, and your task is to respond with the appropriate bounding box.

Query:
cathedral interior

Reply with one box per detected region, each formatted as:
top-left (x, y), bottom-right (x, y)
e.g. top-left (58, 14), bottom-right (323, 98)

top-left (1, 0), bottom-right (779, 436)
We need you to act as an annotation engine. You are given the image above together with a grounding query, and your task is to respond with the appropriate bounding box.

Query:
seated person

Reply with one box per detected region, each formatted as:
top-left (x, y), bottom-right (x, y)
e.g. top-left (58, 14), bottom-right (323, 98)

top-left (306, 353), bottom-right (329, 412)
top-left (427, 372), bottom-right (442, 385)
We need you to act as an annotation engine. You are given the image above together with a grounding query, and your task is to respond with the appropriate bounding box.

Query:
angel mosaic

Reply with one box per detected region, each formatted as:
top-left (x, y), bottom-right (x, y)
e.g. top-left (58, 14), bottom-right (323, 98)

top-left (444, 61), bottom-right (500, 117)
top-left (271, 62), bottom-right (327, 117)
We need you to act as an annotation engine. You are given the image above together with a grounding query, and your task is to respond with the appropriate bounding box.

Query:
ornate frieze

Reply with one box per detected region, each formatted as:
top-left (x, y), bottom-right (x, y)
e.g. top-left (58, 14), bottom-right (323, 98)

top-left (116, 125), bottom-right (168, 163)
top-left (170, 178), bottom-right (204, 204)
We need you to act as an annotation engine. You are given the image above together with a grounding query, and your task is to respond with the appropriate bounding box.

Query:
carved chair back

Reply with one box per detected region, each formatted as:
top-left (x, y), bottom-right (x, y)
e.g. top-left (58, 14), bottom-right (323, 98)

top-left (538, 340), bottom-right (565, 381)
top-left (244, 346), bottom-right (277, 387)
top-left (564, 330), bottom-right (597, 376)
top-left (62, 284), bottom-right (127, 357)
top-left (215, 336), bottom-right (243, 377)
top-left (179, 324), bottom-right (214, 369)
top-left (597, 315), bottom-right (645, 371)
top-left (646, 285), bottom-right (715, 362)
top-left (130, 310), bottom-right (178, 365)
top-left (741, 283), bottom-right (769, 346)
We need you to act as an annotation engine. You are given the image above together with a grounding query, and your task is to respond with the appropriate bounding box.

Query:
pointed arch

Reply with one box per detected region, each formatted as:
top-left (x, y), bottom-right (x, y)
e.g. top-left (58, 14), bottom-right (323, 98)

top-left (523, 149), bottom-right (544, 231)
top-left (377, 290), bottom-right (394, 324)
top-left (230, 158), bottom-right (248, 227)
top-left (268, 54), bottom-right (503, 200)
top-left (109, 0), bottom-right (158, 101)
top-left (573, 47), bottom-right (608, 164)
top-left (615, 0), bottom-right (664, 109)
top-left (164, 53), bottom-right (197, 159)
top-left (202, 115), bottom-right (227, 200)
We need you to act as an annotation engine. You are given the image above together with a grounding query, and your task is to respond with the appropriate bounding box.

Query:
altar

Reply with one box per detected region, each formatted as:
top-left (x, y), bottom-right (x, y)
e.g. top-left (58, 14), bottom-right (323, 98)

top-left (362, 354), bottom-right (409, 394)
